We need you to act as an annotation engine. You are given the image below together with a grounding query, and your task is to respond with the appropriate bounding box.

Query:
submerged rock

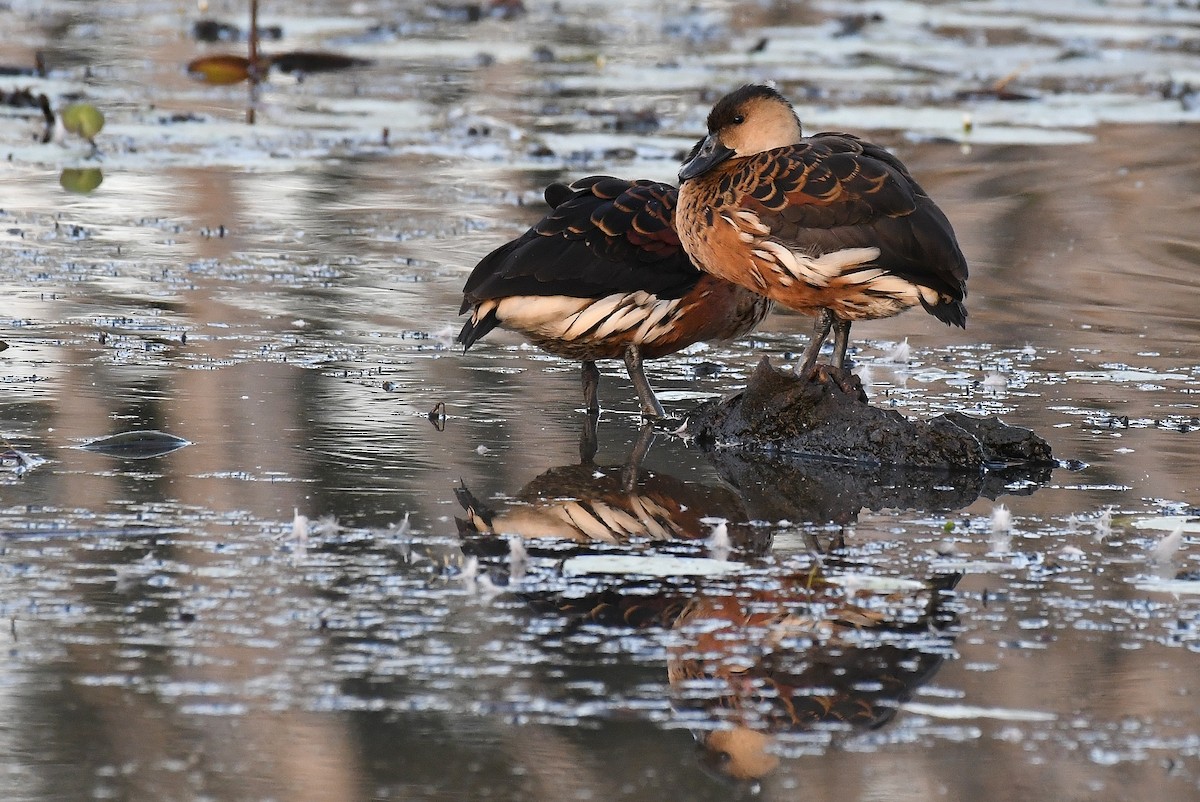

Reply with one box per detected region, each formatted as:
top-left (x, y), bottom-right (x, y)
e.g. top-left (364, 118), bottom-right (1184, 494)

top-left (683, 357), bottom-right (1054, 471)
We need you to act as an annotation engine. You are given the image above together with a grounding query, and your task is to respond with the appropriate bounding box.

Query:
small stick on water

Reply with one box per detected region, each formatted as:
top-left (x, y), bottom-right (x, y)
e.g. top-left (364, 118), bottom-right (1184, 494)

top-left (247, 0), bottom-right (260, 124)
top-left (428, 401), bottom-right (447, 431)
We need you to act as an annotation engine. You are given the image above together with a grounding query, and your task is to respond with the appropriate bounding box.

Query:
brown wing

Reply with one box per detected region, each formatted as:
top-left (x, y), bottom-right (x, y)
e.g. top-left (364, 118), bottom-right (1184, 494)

top-left (459, 176), bottom-right (702, 347)
top-left (461, 177), bottom-right (698, 306)
top-left (737, 134), bottom-right (968, 324)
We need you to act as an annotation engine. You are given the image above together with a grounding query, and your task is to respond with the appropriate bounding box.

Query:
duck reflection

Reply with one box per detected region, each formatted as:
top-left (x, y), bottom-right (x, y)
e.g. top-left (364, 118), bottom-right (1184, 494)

top-left (456, 418), bottom-right (763, 554)
top-left (451, 416), bottom-right (1038, 784)
top-left (707, 445), bottom-right (1054, 526)
top-left (669, 569), bottom-right (960, 782)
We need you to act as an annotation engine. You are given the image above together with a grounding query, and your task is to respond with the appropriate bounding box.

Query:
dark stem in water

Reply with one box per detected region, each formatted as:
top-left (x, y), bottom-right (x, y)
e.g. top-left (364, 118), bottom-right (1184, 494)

top-left (247, 0), bottom-right (260, 124)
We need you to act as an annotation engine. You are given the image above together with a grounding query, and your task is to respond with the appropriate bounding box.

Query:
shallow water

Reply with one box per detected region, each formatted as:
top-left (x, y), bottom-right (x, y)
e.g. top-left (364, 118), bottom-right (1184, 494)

top-left (3, 0), bottom-right (1200, 800)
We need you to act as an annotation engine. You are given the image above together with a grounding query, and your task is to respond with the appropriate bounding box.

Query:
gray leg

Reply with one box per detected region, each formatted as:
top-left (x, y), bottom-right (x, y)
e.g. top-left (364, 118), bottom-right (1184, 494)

top-left (579, 412), bottom-right (598, 465)
top-left (795, 309), bottom-right (834, 376)
top-left (830, 317), bottom-right (852, 368)
top-left (621, 422), bottom-right (656, 492)
top-left (624, 345), bottom-right (665, 419)
top-left (581, 360), bottom-right (600, 414)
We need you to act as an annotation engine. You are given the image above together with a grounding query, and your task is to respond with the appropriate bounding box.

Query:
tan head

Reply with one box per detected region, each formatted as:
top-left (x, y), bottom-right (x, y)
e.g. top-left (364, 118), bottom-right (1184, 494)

top-left (679, 85), bottom-right (803, 182)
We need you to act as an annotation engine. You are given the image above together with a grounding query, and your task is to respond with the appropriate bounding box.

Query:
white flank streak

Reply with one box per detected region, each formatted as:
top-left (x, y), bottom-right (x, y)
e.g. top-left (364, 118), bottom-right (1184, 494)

top-left (562, 502), bottom-right (618, 542)
top-left (758, 243), bottom-right (882, 286)
top-left (593, 301), bottom-right (646, 338)
top-left (835, 267), bottom-right (887, 286)
top-left (563, 294), bottom-right (626, 339)
top-left (495, 295), bottom-right (589, 332)
top-left (633, 299), bottom-right (679, 342)
top-left (810, 246), bottom-right (881, 276)
top-left (629, 496), bottom-right (672, 540)
top-left (733, 209), bottom-right (770, 234)
top-left (593, 504), bottom-right (641, 536)
top-left (758, 242), bottom-right (828, 286)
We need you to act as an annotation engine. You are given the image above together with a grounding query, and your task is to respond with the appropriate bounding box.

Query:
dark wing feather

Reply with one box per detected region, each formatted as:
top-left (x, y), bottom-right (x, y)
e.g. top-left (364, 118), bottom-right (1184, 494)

top-left (460, 176), bottom-right (700, 309)
top-left (741, 134), bottom-right (968, 325)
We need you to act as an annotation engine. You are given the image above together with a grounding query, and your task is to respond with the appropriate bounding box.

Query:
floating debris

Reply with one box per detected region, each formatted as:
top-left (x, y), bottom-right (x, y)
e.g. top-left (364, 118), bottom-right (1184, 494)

top-left (1150, 524), bottom-right (1185, 566)
top-left (1, 445), bottom-right (45, 475)
top-left (880, 338), bottom-right (912, 364)
top-left (1133, 516), bottom-right (1200, 534)
top-left (77, 430), bottom-right (192, 459)
top-left (268, 51), bottom-right (373, 76)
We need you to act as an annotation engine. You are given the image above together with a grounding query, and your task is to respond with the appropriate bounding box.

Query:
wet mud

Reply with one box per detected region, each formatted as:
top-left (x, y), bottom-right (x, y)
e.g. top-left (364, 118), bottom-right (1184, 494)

top-left (684, 357), bottom-right (1055, 470)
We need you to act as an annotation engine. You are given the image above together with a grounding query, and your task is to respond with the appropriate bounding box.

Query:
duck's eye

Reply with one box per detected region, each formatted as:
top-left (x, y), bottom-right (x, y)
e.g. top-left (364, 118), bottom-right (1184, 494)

top-left (732, 115), bottom-right (745, 124)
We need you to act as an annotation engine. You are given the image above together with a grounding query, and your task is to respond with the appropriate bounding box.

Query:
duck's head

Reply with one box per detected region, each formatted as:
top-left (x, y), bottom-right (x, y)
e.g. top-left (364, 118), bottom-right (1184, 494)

top-left (678, 84), bottom-right (802, 182)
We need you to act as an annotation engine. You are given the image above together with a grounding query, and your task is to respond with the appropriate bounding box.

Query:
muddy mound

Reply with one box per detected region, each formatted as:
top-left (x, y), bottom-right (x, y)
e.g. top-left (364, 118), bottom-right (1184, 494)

top-left (683, 357), bottom-right (1054, 471)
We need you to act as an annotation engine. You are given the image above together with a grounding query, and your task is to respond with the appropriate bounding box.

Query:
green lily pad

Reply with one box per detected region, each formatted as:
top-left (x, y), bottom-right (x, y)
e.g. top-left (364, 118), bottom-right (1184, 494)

top-left (60, 167), bottom-right (104, 194)
top-left (61, 103), bottom-right (105, 141)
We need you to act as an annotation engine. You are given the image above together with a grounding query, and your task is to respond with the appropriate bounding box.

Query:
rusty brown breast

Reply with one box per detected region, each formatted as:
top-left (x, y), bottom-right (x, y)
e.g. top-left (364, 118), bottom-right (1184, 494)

top-left (676, 85), bottom-right (967, 328)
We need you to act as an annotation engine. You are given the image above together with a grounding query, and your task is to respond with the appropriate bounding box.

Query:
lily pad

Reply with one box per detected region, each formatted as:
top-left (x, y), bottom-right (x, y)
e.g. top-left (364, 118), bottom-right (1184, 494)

top-left (60, 167), bottom-right (103, 194)
top-left (60, 103), bottom-right (105, 141)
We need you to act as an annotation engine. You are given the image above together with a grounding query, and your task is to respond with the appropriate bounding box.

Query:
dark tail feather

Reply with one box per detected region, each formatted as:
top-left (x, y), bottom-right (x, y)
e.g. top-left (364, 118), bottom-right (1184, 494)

top-left (454, 481), bottom-right (495, 530)
top-left (457, 308), bottom-right (500, 351)
top-left (924, 298), bottom-right (967, 329)
top-left (543, 182), bottom-right (574, 208)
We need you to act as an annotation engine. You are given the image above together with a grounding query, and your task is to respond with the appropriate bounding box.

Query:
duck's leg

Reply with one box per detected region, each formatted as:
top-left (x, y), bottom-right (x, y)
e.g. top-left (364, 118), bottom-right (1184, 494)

top-left (822, 316), bottom-right (865, 398)
top-left (830, 317), bottom-right (853, 369)
top-left (795, 308), bottom-right (834, 376)
top-left (579, 411), bottom-right (599, 465)
top-left (621, 421), bottom-right (656, 492)
top-left (581, 359), bottom-right (601, 414)
top-left (624, 345), bottom-right (665, 419)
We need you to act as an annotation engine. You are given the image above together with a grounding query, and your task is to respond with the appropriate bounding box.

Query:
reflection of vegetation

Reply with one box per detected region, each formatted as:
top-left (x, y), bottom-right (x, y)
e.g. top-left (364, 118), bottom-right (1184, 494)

top-left (186, 0), bottom-right (370, 93)
top-left (59, 167), bottom-right (103, 194)
top-left (78, 430), bottom-right (192, 460)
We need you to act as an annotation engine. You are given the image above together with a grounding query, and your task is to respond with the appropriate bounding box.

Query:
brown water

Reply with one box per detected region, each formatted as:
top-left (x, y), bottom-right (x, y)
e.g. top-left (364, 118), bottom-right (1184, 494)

top-left (3, 1), bottom-right (1200, 800)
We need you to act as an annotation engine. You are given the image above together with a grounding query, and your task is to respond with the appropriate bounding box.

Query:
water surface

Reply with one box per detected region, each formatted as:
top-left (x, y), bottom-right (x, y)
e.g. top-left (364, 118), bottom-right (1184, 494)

top-left (3, 1), bottom-right (1200, 799)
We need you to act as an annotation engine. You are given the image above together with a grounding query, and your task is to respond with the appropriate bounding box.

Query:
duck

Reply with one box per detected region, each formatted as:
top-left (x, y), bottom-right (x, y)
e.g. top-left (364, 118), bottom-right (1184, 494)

top-left (455, 422), bottom-right (754, 549)
top-left (675, 84), bottom-right (968, 380)
top-left (459, 175), bottom-right (772, 417)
